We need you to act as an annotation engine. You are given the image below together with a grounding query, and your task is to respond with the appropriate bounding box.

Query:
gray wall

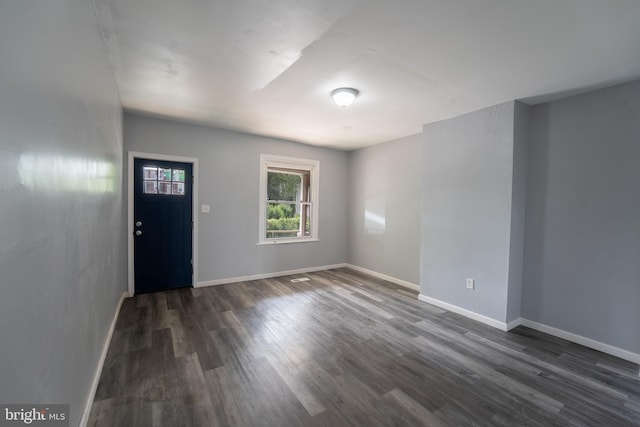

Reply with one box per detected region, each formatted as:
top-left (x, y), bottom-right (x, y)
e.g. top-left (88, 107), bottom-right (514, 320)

top-left (347, 133), bottom-right (423, 285)
top-left (0, 1), bottom-right (126, 425)
top-left (506, 102), bottom-right (530, 322)
top-left (421, 101), bottom-right (519, 322)
top-left (522, 80), bottom-right (640, 354)
top-left (124, 114), bottom-right (349, 283)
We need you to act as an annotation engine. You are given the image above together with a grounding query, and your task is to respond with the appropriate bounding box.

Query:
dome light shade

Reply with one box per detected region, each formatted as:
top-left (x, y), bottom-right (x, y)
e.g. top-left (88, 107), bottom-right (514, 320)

top-left (331, 87), bottom-right (359, 107)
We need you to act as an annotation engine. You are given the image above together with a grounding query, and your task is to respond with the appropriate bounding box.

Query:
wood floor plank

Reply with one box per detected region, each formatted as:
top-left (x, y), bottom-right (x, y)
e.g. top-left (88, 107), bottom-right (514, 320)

top-left (89, 267), bottom-right (640, 426)
top-left (264, 350), bottom-right (327, 416)
top-left (204, 365), bottom-right (248, 427)
top-left (382, 388), bottom-right (447, 427)
top-left (174, 352), bottom-right (218, 426)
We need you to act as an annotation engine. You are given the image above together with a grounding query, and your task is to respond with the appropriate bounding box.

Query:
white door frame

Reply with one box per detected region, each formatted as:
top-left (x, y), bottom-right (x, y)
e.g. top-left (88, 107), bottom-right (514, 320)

top-left (127, 151), bottom-right (199, 297)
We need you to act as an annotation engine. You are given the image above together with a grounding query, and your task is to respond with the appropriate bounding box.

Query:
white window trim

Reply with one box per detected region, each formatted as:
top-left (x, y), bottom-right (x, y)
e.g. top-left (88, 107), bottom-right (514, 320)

top-left (258, 154), bottom-right (320, 245)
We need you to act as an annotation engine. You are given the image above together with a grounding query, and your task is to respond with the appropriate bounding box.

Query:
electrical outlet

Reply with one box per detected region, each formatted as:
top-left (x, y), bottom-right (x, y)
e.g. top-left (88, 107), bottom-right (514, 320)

top-left (466, 278), bottom-right (475, 290)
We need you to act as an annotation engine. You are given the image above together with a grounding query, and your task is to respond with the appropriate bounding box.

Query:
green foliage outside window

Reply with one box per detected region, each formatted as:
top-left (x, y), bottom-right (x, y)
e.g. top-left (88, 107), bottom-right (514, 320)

top-left (267, 172), bottom-right (300, 201)
top-left (266, 171), bottom-right (309, 238)
top-left (267, 203), bottom-right (299, 237)
top-left (267, 203), bottom-right (293, 219)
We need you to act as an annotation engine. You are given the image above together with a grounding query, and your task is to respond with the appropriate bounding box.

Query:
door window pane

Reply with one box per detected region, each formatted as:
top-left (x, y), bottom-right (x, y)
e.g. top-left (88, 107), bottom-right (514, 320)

top-left (158, 168), bottom-right (172, 181)
top-left (172, 169), bottom-right (185, 182)
top-left (158, 182), bottom-right (171, 194)
top-left (143, 167), bottom-right (158, 180)
top-left (144, 181), bottom-right (158, 194)
top-left (172, 182), bottom-right (185, 195)
top-left (143, 165), bottom-right (185, 196)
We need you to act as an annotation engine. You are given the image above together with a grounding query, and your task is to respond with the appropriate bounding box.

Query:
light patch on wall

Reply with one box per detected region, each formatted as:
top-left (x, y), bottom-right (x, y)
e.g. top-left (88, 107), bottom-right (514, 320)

top-left (364, 196), bottom-right (386, 234)
top-left (18, 153), bottom-right (117, 194)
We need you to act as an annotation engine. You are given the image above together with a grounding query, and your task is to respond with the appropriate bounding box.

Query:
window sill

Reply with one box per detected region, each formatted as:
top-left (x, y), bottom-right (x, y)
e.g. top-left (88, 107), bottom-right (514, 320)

top-left (257, 238), bottom-right (319, 246)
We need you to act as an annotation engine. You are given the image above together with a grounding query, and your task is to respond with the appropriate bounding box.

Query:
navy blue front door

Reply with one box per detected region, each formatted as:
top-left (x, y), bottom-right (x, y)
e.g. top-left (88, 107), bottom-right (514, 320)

top-left (134, 158), bottom-right (193, 294)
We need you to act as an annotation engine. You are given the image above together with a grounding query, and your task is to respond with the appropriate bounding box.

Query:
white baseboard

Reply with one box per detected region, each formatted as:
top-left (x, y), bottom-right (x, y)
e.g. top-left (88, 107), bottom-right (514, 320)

top-left (418, 294), bottom-right (510, 331)
top-left (197, 264), bottom-right (419, 292)
top-left (196, 264), bottom-right (348, 287)
top-left (518, 318), bottom-right (640, 366)
top-left (345, 264), bottom-right (419, 292)
top-left (506, 317), bottom-right (523, 331)
top-left (79, 291), bottom-right (128, 427)
top-left (412, 295), bottom-right (640, 366)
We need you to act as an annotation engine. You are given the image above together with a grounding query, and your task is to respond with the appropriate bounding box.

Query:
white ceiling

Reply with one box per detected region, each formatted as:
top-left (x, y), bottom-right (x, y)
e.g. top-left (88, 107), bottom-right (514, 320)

top-left (95, 0), bottom-right (640, 150)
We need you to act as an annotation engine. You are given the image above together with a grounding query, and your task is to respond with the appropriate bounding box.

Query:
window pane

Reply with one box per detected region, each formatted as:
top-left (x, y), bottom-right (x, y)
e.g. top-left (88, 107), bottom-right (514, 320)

top-left (172, 182), bottom-right (185, 195)
top-left (266, 202), bottom-right (300, 239)
top-left (143, 166), bottom-right (158, 180)
top-left (158, 168), bottom-right (171, 181)
top-left (144, 180), bottom-right (157, 194)
top-left (172, 169), bottom-right (185, 182)
top-left (301, 203), bottom-right (311, 237)
top-left (143, 166), bottom-right (186, 196)
top-left (267, 172), bottom-right (302, 202)
top-left (260, 156), bottom-right (318, 244)
top-left (158, 182), bottom-right (171, 194)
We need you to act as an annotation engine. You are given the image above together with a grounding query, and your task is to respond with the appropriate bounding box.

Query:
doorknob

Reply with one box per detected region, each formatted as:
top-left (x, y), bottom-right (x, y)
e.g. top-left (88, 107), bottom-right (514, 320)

top-left (135, 221), bottom-right (142, 227)
top-left (135, 230), bottom-right (143, 236)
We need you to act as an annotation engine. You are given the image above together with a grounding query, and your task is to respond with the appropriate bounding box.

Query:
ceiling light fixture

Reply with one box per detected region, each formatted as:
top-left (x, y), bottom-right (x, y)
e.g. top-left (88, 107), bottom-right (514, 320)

top-left (331, 87), bottom-right (359, 107)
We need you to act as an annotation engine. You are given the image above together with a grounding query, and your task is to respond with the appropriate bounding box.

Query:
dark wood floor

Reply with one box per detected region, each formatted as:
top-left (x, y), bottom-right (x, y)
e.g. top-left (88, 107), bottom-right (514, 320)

top-left (89, 268), bottom-right (640, 426)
